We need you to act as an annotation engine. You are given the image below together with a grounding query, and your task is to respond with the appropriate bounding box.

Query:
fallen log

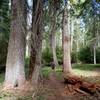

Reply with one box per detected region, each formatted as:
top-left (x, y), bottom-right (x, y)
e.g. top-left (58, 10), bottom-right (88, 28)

top-left (64, 74), bottom-right (100, 95)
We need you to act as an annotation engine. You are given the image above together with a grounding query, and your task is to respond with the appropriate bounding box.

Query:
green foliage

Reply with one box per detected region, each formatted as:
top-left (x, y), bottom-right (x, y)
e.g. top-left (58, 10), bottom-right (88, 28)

top-left (0, 0), bottom-right (10, 68)
top-left (78, 46), bottom-right (100, 63)
top-left (78, 46), bottom-right (93, 63)
top-left (0, 0), bottom-right (10, 35)
top-left (41, 67), bottom-right (51, 79)
top-left (41, 66), bottom-right (62, 79)
top-left (42, 46), bottom-right (63, 65)
top-left (0, 40), bottom-right (8, 65)
top-left (55, 67), bottom-right (62, 80)
top-left (25, 57), bottom-right (30, 78)
top-left (71, 52), bottom-right (77, 63)
top-left (0, 73), bottom-right (4, 83)
top-left (73, 64), bottom-right (100, 71)
top-left (73, 64), bottom-right (100, 83)
top-left (42, 47), bottom-right (52, 65)
top-left (0, 35), bottom-right (8, 72)
top-left (36, 95), bottom-right (46, 100)
top-left (56, 46), bottom-right (63, 64)
top-left (96, 48), bottom-right (100, 63)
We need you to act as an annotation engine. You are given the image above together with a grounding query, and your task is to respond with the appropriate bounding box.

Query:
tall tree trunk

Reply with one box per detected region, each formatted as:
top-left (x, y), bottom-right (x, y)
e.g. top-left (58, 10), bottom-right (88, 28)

top-left (50, 14), bottom-right (58, 67)
top-left (70, 18), bottom-right (74, 52)
top-left (49, 2), bottom-right (58, 67)
top-left (93, 16), bottom-right (96, 65)
top-left (76, 35), bottom-right (79, 63)
top-left (5, 0), bottom-right (26, 87)
top-left (62, 7), bottom-right (72, 73)
top-left (28, 0), bottom-right (43, 86)
top-left (93, 44), bottom-right (96, 64)
top-left (97, 17), bottom-right (100, 47)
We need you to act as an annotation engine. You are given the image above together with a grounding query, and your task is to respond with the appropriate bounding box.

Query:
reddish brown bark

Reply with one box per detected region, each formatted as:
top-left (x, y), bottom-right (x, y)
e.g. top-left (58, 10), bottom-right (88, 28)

top-left (62, 7), bottom-right (72, 73)
top-left (28, 50), bottom-right (36, 80)
top-left (5, 0), bottom-right (26, 88)
top-left (64, 74), bottom-right (100, 95)
top-left (28, 0), bottom-right (43, 86)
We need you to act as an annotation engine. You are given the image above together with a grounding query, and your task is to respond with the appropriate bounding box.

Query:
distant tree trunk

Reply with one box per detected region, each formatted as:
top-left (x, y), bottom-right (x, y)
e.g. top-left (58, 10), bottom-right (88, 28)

top-left (5, 0), bottom-right (26, 88)
top-left (62, 7), bottom-right (72, 73)
top-left (50, 13), bottom-right (58, 67)
top-left (97, 17), bottom-right (100, 47)
top-left (93, 44), bottom-right (96, 64)
top-left (70, 18), bottom-right (74, 52)
top-left (93, 16), bottom-right (96, 65)
top-left (28, 0), bottom-right (43, 86)
top-left (76, 36), bottom-right (79, 63)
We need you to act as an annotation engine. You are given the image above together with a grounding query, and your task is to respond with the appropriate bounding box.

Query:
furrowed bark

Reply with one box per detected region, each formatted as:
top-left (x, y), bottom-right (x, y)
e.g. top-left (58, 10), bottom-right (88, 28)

top-left (5, 0), bottom-right (26, 87)
top-left (62, 7), bottom-right (72, 73)
top-left (28, 0), bottom-right (43, 86)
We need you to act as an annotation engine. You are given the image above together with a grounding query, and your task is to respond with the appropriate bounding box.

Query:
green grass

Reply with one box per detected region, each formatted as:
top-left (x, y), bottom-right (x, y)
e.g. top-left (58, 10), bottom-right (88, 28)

top-left (41, 66), bottom-right (63, 79)
top-left (55, 67), bottom-right (63, 80)
top-left (0, 72), bottom-right (4, 83)
top-left (41, 64), bottom-right (100, 79)
top-left (41, 67), bottom-right (52, 79)
top-left (72, 64), bottom-right (100, 76)
top-left (72, 64), bottom-right (100, 71)
top-left (36, 95), bottom-right (46, 100)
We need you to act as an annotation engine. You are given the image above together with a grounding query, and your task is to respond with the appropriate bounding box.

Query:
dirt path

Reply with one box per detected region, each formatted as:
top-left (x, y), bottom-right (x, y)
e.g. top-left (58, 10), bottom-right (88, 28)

top-left (47, 70), bottom-right (66, 100)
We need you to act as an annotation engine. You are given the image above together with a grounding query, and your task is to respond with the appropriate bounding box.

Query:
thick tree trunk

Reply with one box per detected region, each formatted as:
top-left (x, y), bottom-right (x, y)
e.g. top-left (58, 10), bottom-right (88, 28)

top-left (5, 0), bottom-right (26, 87)
top-left (28, 0), bottom-right (43, 86)
top-left (62, 7), bottom-right (72, 73)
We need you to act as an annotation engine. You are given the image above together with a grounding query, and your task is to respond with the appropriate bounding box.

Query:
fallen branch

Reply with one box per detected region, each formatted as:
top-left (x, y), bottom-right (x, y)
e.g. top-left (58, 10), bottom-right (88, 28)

top-left (74, 88), bottom-right (89, 95)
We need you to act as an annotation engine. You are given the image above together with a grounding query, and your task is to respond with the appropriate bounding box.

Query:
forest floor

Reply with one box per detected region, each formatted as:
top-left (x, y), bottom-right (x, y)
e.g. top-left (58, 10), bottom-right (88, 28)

top-left (37, 64), bottom-right (100, 100)
top-left (0, 64), bottom-right (100, 100)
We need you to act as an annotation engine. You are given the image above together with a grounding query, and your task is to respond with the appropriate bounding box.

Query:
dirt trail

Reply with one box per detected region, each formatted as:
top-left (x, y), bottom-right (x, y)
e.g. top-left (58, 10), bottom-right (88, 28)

top-left (48, 70), bottom-right (66, 100)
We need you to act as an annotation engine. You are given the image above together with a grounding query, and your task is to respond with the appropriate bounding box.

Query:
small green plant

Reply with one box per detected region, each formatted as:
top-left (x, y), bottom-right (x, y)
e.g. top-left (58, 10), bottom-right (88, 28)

top-left (36, 95), bottom-right (46, 100)
top-left (42, 47), bottom-right (52, 65)
top-left (41, 67), bottom-right (51, 79)
top-left (55, 68), bottom-right (62, 80)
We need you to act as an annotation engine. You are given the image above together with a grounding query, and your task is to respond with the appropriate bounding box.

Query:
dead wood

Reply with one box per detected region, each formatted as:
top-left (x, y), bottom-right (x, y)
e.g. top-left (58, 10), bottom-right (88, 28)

top-left (64, 74), bottom-right (100, 95)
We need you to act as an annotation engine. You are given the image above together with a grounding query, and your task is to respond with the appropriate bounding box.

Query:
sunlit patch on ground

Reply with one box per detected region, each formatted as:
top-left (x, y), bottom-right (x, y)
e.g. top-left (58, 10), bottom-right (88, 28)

top-left (72, 64), bottom-right (100, 83)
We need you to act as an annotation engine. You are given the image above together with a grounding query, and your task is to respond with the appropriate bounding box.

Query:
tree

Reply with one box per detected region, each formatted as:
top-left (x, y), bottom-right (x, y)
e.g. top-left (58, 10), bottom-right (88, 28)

top-left (62, 6), bottom-right (72, 73)
top-left (5, 0), bottom-right (27, 88)
top-left (49, 1), bottom-right (59, 67)
top-left (80, 0), bottom-right (100, 64)
top-left (28, 0), bottom-right (43, 86)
